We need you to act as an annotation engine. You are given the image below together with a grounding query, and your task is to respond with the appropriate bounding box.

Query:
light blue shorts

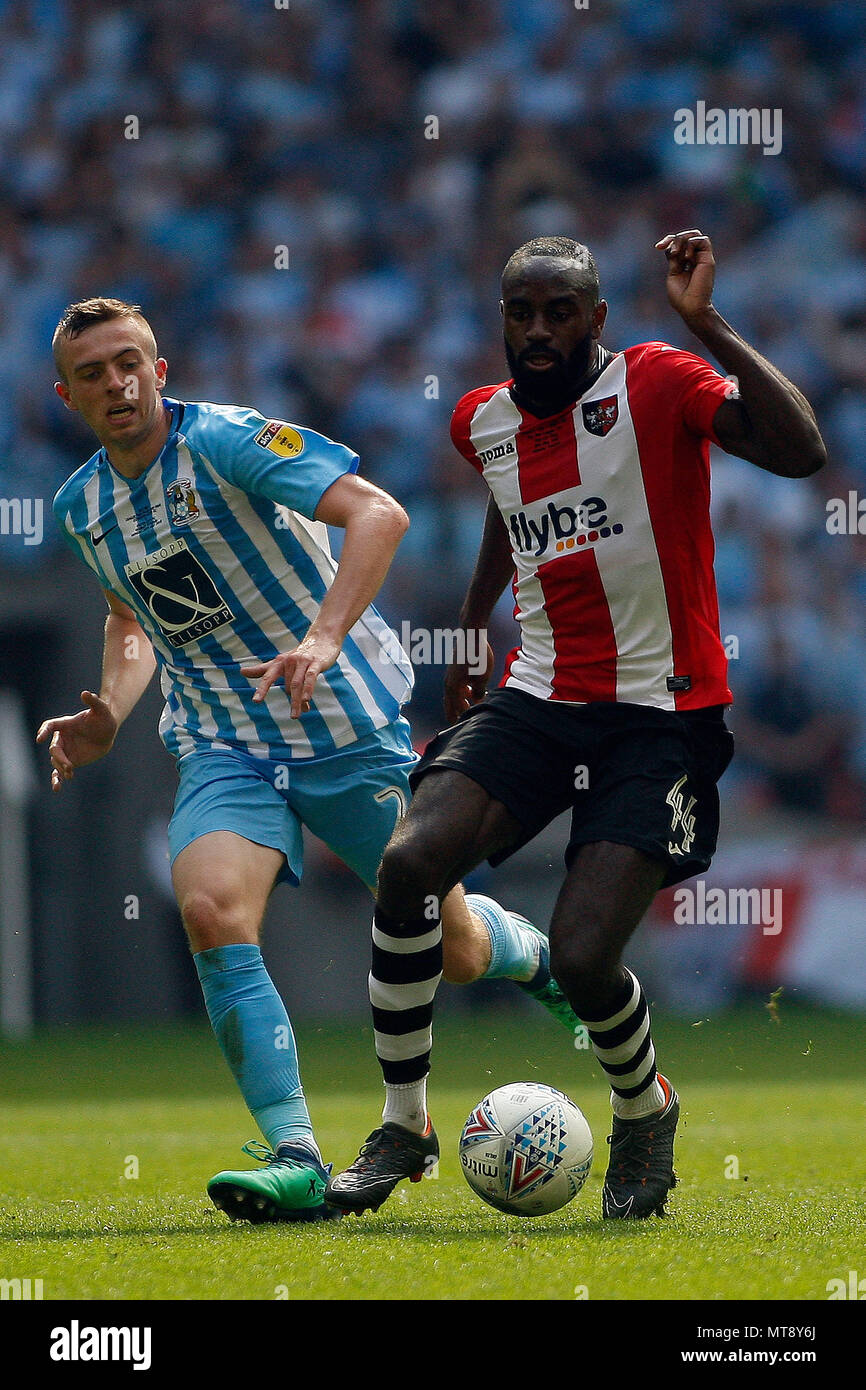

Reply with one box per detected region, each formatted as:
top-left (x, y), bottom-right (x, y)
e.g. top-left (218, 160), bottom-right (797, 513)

top-left (167, 718), bottom-right (419, 892)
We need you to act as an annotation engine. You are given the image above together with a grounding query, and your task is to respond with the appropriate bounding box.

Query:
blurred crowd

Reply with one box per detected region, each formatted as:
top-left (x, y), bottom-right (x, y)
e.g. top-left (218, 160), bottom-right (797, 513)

top-left (1, 0), bottom-right (865, 819)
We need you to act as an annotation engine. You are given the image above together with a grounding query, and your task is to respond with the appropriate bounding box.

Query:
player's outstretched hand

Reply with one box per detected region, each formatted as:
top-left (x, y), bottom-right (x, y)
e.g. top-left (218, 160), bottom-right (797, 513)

top-left (241, 632), bottom-right (342, 718)
top-left (443, 640), bottom-right (495, 725)
top-left (36, 691), bottom-right (118, 792)
top-left (655, 229), bottom-right (716, 324)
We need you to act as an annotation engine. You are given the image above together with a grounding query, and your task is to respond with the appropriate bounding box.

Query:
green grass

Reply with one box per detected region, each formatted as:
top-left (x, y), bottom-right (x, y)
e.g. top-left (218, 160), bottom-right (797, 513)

top-left (1, 1004), bottom-right (864, 1301)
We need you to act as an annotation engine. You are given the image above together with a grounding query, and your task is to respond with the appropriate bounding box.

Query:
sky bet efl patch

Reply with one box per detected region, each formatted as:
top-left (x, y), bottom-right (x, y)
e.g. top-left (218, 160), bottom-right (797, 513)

top-left (254, 420), bottom-right (305, 458)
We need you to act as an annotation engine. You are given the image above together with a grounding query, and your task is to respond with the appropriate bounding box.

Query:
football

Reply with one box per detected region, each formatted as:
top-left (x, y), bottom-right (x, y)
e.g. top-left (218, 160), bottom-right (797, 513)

top-left (459, 1081), bottom-right (593, 1216)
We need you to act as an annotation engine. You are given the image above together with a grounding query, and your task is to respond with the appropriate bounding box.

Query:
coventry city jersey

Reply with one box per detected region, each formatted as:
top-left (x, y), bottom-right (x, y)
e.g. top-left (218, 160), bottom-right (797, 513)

top-left (53, 398), bottom-right (413, 761)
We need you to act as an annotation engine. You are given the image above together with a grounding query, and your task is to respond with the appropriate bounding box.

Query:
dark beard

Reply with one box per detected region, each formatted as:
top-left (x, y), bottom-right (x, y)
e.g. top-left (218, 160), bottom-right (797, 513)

top-left (506, 331), bottom-right (597, 414)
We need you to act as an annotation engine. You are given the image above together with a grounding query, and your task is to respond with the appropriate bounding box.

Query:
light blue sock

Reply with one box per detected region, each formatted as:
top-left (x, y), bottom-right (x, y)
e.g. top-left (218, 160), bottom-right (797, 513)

top-left (194, 943), bottom-right (320, 1160)
top-left (464, 893), bottom-right (547, 984)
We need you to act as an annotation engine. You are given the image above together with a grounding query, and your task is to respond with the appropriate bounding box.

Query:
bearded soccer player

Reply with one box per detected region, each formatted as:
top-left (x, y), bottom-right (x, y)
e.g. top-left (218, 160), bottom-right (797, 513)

top-left (38, 299), bottom-right (579, 1224)
top-left (326, 230), bottom-right (827, 1218)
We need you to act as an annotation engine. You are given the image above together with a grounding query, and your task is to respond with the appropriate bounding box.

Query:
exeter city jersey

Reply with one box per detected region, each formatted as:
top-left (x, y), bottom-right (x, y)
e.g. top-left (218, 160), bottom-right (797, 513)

top-left (450, 343), bottom-right (736, 711)
top-left (54, 399), bottom-right (413, 761)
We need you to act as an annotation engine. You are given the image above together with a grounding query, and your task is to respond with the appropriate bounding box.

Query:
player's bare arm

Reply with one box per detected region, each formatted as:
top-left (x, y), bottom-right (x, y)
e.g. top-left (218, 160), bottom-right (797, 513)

top-left (656, 228), bottom-right (827, 478)
top-left (36, 590), bottom-right (157, 791)
top-left (443, 496), bottom-right (512, 723)
top-left (241, 472), bottom-right (409, 716)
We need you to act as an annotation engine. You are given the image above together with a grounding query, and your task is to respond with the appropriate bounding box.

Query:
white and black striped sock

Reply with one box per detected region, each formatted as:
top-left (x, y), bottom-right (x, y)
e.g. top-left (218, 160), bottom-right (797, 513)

top-left (583, 969), bottom-right (666, 1119)
top-left (369, 905), bottom-right (443, 1132)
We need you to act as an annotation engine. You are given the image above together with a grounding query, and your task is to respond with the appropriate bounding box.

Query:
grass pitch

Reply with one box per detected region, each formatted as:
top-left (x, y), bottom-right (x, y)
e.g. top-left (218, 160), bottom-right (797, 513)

top-left (1, 1002), bottom-right (864, 1302)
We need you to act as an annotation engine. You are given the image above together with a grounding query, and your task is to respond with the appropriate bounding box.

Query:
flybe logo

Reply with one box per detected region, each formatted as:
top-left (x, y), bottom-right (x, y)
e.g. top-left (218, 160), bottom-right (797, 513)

top-left (507, 494), bottom-right (624, 559)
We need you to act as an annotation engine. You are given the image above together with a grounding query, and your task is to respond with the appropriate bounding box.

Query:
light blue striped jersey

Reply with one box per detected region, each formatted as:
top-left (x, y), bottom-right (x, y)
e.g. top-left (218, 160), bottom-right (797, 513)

top-left (53, 398), bottom-right (413, 761)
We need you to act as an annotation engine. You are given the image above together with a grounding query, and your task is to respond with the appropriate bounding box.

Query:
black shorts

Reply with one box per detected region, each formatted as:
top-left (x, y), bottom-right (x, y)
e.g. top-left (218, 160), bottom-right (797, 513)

top-left (409, 688), bottom-right (735, 888)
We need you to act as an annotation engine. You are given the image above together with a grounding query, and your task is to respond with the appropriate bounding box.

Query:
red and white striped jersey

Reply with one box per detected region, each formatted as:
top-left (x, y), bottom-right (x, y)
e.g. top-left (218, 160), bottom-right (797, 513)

top-left (450, 342), bottom-right (736, 711)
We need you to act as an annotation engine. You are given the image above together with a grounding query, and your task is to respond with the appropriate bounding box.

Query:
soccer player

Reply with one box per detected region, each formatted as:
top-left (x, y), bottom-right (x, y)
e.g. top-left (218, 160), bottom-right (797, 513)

top-left (38, 298), bottom-right (579, 1224)
top-left (326, 230), bottom-right (827, 1218)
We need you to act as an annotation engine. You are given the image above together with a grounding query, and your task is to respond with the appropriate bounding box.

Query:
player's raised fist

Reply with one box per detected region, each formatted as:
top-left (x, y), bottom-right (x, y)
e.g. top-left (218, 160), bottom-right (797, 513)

top-left (655, 229), bottom-right (716, 324)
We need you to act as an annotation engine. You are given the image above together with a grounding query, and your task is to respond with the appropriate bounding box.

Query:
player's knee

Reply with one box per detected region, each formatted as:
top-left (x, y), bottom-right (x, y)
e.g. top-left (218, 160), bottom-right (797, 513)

top-left (549, 934), bottom-right (620, 1015)
top-left (377, 835), bottom-right (438, 915)
top-left (179, 885), bottom-right (257, 953)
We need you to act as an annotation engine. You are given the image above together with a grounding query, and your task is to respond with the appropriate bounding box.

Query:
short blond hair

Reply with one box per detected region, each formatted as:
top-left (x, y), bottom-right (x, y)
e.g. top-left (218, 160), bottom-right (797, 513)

top-left (52, 298), bottom-right (158, 380)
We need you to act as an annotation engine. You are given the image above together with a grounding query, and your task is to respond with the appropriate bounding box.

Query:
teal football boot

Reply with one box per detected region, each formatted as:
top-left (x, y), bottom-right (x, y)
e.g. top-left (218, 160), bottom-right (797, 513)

top-left (208, 1141), bottom-right (342, 1223)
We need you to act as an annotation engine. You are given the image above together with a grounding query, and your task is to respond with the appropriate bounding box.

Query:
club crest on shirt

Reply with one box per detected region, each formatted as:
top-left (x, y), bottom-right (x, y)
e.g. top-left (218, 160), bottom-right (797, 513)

top-left (254, 420), bottom-right (305, 458)
top-left (581, 396), bottom-right (619, 437)
top-left (166, 479), bottom-right (200, 527)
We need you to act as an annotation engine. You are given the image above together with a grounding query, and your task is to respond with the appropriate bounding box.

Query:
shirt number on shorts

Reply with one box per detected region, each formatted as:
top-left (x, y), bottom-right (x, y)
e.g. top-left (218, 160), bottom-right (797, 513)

top-left (374, 785), bottom-right (408, 822)
top-left (666, 775), bottom-right (697, 857)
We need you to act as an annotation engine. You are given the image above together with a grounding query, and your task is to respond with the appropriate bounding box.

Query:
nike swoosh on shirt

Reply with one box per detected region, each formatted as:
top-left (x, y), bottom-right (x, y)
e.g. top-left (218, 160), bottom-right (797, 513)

top-left (92, 524), bottom-right (119, 545)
